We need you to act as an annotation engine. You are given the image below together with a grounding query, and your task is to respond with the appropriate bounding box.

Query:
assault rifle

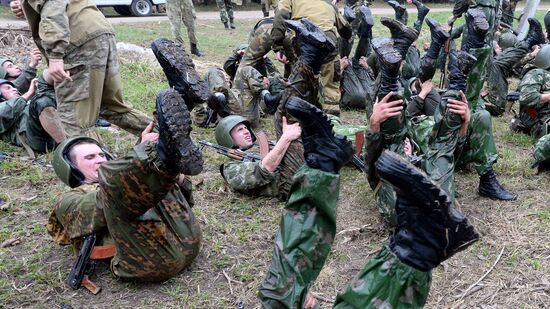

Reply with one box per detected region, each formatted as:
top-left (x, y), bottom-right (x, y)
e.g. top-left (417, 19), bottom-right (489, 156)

top-left (67, 233), bottom-right (101, 294)
top-left (199, 140), bottom-right (263, 162)
top-left (351, 154), bottom-right (365, 172)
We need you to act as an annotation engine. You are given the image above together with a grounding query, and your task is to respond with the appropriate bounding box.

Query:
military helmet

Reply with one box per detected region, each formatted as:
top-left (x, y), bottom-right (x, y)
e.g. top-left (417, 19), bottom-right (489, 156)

top-left (0, 58), bottom-right (10, 79)
top-left (534, 44), bottom-right (550, 70)
top-left (498, 32), bottom-right (517, 50)
top-left (53, 136), bottom-right (112, 188)
top-left (215, 115), bottom-right (256, 148)
top-left (0, 79), bottom-right (15, 100)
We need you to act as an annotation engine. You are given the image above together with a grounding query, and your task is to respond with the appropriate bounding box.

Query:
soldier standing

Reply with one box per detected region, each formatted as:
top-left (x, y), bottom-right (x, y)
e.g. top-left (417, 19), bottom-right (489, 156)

top-left (261, 0), bottom-right (277, 17)
top-left (216, 0), bottom-right (235, 29)
top-left (166, 0), bottom-right (205, 56)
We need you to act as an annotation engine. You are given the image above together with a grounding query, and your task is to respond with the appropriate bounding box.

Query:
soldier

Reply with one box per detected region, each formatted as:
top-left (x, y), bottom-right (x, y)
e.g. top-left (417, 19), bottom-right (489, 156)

top-left (48, 89), bottom-right (203, 284)
top-left (214, 115), bottom-right (301, 200)
top-left (0, 71), bottom-right (66, 155)
top-left (514, 44), bottom-right (550, 172)
top-left (166, 0), bottom-right (205, 56)
top-left (0, 48), bottom-right (41, 93)
top-left (261, 0), bottom-right (277, 17)
top-left (16, 0), bottom-right (152, 140)
top-left (449, 0), bottom-right (499, 49)
top-left (216, 0), bottom-right (235, 29)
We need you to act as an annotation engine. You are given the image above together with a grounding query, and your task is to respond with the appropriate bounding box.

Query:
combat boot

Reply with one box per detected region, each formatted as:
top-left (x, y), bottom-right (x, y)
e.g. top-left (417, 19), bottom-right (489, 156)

top-left (460, 8), bottom-right (489, 51)
top-left (447, 50), bottom-right (477, 92)
top-left (229, 18), bottom-right (236, 29)
top-left (357, 5), bottom-right (374, 38)
top-left (284, 19), bottom-right (336, 75)
top-left (417, 17), bottom-right (450, 82)
top-left (151, 38), bottom-right (210, 111)
top-left (261, 89), bottom-right (282, 115)
top-left (343, 5), bottom-right (356, 23)
top-left (478, 169), bottom-right (517, 200)
top-left (523, 18), bottom-right (545, 49)
top-left (206, 92), bottom-right (230, 117)
top-left (412, 0), bottom-right (430, 32)
top-left (224, 22), bottom-right (229, 29)
top-left (155, 89), bottom-right (203, 176)
top-left (380, 17), bottom-right (419, 58)
top-left (286, 96), bottom-right (354, 174)
top-left (375, 150), bottom-right (479, 271)
top-left (387, 0), bottom-right (406, 23)
top-left (190, 43), bottom-right (205, 57)
top-left (372, 37), bottom-right (402, 100)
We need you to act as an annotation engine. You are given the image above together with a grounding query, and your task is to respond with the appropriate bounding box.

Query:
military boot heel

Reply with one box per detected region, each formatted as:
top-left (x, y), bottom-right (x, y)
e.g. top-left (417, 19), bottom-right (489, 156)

top-left (380, 17), bottom-right (419, 58)
top-left (461, 8), bottom-right (489, 51)
top-left (155, 89), bottom-right (204, 176)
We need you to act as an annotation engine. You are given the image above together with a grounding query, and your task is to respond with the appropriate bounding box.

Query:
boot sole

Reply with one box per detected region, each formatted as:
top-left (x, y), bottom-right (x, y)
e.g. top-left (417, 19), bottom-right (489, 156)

top-left (285, 19), bottom-right (336, 52)
top-left (467, 8), bottom-right (489, 32)
top-left (156, 89), bottom-right (204, 176)
top-left (359, 6), bottom-right (374, 26)
top-left (380, 17), bottom-right (418, 41)
top-left (286, 96), bottom-right (334, 139)
top-left (372, 38), bottom-right (402, 65)
top-left (426, 17), bottom-right (450, 41)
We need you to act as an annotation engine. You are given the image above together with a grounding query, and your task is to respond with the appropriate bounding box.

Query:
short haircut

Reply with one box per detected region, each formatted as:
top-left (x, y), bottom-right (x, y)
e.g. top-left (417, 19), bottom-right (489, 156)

top-left (67, 139), bottom-right (101, 164)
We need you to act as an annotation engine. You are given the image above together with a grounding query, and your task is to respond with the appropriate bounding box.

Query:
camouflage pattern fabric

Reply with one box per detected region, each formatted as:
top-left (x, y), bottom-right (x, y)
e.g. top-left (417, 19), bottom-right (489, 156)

top-left (485, 41), bottom-right (531, 116)
top-left (11, 63), bottom-right (37, 94)
top-left (333, 247), bottom-right (431, 308)
top-left (518, 67), bottom-right (550, 137)
top-left (0, 97), bottom-right (27, 148)
top-left (232, 65), bottom-right (267, 129)
top-left (320, 51), bottom-right (342, 116)
top-left (340, 59), bottom-right (374, 110)
top-left (26, 75), bottom-right (58, 153)
top-left (54, 34), bottom-right (151, 139)
top-left (409, 115), bottom-right (435, 155)
top-left (402, 47), bottom-right (421, 80)
top-left (47, 141), bottom-right (201, 281)
top-left (533, 133), bottom-right (550, 170)
top-left (258, 166), bottom-right (340, 308)
top-left (216, 0), bottom-right (234, 25)
top-left (166, 0), bottom-right (198, 45)
top-left (261, 0), bottom-right (278, 16)
top-left (455, 0), bottom-right (497, 46)
top-left (221, 160), bottom-right (282, 199)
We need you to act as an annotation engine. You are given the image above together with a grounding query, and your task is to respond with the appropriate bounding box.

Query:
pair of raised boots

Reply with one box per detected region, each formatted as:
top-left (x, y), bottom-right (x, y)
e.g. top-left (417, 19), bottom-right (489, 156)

top-left (388, 0), bottom-right (430, 32)
top-left (341, 4), bottom-right (374, 59)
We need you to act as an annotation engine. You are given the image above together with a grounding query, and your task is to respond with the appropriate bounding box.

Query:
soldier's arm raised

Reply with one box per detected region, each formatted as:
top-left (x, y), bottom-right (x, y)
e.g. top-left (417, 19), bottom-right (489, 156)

top-left (261, 116), bottom-right (301, 172)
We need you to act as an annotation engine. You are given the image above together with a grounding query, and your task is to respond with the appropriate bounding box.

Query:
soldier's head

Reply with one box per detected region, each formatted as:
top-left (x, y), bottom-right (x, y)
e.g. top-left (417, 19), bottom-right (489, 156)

top-left (0, 58), bottom-right (21, 80)
top-left (0, 79), bottom-right (20, 101)
top-left (534, 44), bottom-right (550, 70)
top-left (53, 137), bottom-right (112, 188)
top-left (215, 115), bottom-right (256, 150)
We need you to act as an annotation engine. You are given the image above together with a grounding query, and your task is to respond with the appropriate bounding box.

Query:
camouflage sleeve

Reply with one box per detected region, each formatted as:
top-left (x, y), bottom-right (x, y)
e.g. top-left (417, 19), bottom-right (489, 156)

top-left (34, 0), bottom-right (71, 59)
top-left (0, 97), bottom-right (27, 134)
top-left (271, 8), bottom-right (291, 52)
top-left (12, 64), bottom-right (37, 93)
top-left (243, 66), bottom-right (266, 95)
top-left (221, 160), bottom-right (276, 191)
top-left (515, 52), bottom-right (536, 70)
top-left (519, 70), bottom-right (543, 109)
top-left (364, 130), bottom-right (384, 189)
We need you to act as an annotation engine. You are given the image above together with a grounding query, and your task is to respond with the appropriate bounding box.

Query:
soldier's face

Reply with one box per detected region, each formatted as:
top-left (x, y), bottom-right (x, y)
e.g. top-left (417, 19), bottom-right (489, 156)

top-left (0, 84), bottom-right (20, 100)
top-left (2, 61), bottom-right (21, 78)
top-left (231, 123), bottom-right (253, 150)
top-left (72, 143), bottom-right (108, 183)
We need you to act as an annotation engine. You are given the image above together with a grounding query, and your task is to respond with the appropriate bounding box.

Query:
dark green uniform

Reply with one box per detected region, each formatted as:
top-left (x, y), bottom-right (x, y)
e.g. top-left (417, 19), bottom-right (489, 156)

top-left (0, 58), bottom-right (37, 94)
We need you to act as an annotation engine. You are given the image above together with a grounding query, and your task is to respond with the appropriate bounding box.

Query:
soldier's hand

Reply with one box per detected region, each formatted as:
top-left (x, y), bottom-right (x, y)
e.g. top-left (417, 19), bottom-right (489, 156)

top-left (358, 56), bottom-right (369, 69)
top-left (28, 48), bottom-right (42, 69)
top-left (10, 0), bottom-right (24, 18)
top-left (48, 59), bottom-right (72, 83)
top-left (340, 56), bottom-right (349, 72)
top-left (281, 116), bottom-right (302, 141)
top-left (22, 78), bottom-right (38, 100)
top-left (418, 79), bottom-right (433, 100)
top-left (370, 91), bottom-right (403, 133)
top-left (276, 51), bottom-right (289, 64)
top-left (531, 45), bottom-right (541, 58)
top-left (141, 122), bottom-right (159, 143)
top-left (447, 90), bottom-right (470, 136)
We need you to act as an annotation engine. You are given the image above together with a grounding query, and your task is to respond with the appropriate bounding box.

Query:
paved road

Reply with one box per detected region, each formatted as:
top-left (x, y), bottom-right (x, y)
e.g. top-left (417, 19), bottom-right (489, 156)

top-left (1, 5), bottom-right (548, 27)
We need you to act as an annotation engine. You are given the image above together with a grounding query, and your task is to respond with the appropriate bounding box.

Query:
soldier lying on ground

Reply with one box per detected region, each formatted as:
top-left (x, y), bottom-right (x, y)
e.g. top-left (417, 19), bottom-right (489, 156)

top-left (0, 70), bottom-right (66, 156)
top-left (48, 89), bottom-right (203, 284)
top-left (0, 48), bottom-right (41, 94)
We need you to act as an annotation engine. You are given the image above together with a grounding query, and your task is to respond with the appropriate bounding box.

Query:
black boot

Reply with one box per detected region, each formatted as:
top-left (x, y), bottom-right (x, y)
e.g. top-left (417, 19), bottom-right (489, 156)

top-left (284, 19), bottom-right (336, 75)
top-left (353, 5), bottom-right (374, 59)
top-left (461, 8), bottom-right (489, 51)
top-left (375, 150), bottom-right (479, 271)
top-left (478, 169), bottom-right (517, 200)
top-left (206, 92), bottom-right (230, 117)
top-left (261, 90), bottom-right (282, 115)
top-left (286, 96), bottom-right (353, 174)
top-left (447, 50), bottom-right (477, 92)
top-left (387, 0), bottom-right (407, 23)
top-left (417, 17), bottom-right (450, 82)
top-left (412, 0), bottom-right (430, 32)
top-left (229, 19), bottom-right (236, 29)
top-left (155, 89), bottom-right (203, 176)
top-left (190, 43), bottom-right (205, 57)
top-left (380, 17), bottom-right (419, 59)
top-left (372, 37), bottom-right (402, 100)
top-left (151, 38), bottom-right (210, 110)
top-left (523, 18), bottom-right (545, 49)
top-left (224, 22), bottom-right (229, 29)
top-left (343, 5), bottom-right (356, 23)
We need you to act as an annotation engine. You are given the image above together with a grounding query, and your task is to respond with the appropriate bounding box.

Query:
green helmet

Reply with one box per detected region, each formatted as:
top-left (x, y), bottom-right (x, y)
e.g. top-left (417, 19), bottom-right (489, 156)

top-left (215, 115), bottom-right (256, 148)
top-left (53, 136), bottom-right (112, 188)
top-left (534, 44), bottom-right (550, 70)
top-left (498, 32), bottom-right (517, 50)
top-left (0, 79), bottom-right (15, 100)
top-left (0, 58), bottom-right (11, 79)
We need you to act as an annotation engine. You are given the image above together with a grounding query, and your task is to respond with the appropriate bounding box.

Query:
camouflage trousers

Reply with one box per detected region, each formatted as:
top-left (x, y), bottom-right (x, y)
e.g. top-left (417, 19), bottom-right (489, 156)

top-left (48, 142), bottom-right (201, 281)
top-left (320, 32), bottom-right (342, 116)
top-left (533, 133), bottom-right (550, 172)
top-left (216, 0), bottom-right (234, 25)
top-left (334, 247), bottom-right (431, 308)
top-left (55, 34), bottom-right (151, 139)
top-left (485, 42), bottom-right (530, 116)
top-left (166, 0), bottom-right (198, 45)
top-left (261, 0), bottom-right (278, 16)
top-left (221, 160), bottom-right (283, 199)
top-left (258, 166), bottom-right (340, 308)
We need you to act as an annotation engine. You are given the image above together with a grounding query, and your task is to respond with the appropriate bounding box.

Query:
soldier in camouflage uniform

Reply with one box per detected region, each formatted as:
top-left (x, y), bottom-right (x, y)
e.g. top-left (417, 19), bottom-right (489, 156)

top-left (216, 0), bottom-right (235, 29)
top-left (215, 115), bottom-right (301, 200)
top-left (48, 89), bottom-right (203, 282)
top-left (166, 0), bottom-right (205, 56)
top-left (449, 0), bottom-right (498, 48)
top-left (515, 44), bottom-right (550, 173)
top-left (261, 0), bottom-right (277, 17)
top-left (20, 0), bottom-right (152, 140)
top-left (0, 48), bottom-right (41, 94)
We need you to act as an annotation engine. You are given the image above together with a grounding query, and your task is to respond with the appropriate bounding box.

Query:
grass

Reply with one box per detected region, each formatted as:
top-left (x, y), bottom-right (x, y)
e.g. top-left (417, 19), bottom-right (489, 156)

top-left (1, 7), bottom-right (550, 308)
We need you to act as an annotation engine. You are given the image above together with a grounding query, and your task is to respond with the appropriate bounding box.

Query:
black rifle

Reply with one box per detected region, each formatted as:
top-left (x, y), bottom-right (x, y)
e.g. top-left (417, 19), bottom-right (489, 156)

top-left (67, 233), bottom-right (97, 291)
top-left (351, 154), bottom-right (366, 172)
top-left (199, 140), bottom-right (263, 162)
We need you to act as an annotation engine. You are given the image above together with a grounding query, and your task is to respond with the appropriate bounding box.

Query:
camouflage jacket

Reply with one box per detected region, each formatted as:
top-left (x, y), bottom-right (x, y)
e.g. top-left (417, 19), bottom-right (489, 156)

top-left (0, 97), bottom-right (28, 147)
top-left (221, 160), bottom-right (281, 198)
top-left (518, 67), bottom-right (550, 134)
top-left (231, 65), bottom-right (267, 128)
top-left (21, 0), bottom-right (113, 59)
top-left (12, 64), bottom-right (37, 94)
